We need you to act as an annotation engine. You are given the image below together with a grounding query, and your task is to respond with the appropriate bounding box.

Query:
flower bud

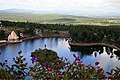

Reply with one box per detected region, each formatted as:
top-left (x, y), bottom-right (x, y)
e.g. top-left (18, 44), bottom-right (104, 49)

top-left (95, 62), bottom-right (100, 65)
top-left (108, 75), bottom-right (113, 79)
top-left (5, 60), bottom-right (8, 62)
top-left (23, 63), bottom-right (28, 67)
top-left (23, 58), bottom-right (26, 61)
top-left (73, 54), bottom-right (76, 58)
top-left (99, 68), bottom-right (103, 72)
top-left (18, 50), bottom-right (22, 54)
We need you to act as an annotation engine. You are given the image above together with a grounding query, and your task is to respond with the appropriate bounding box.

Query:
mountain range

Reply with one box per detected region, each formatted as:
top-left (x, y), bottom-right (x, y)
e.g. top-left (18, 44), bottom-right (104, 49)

top-left (0, 8), bottom-right (120, 26)
top-left (0, 8), bottom-right (120, 18)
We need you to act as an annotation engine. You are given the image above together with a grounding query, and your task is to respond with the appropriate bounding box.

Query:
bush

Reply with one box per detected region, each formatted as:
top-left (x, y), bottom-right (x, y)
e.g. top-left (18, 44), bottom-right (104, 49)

top-left (0, 50), bottom-right (28, 79)
top-left (31, 48), bottom-right (59, 63)
top-left (0, 49), bottom-right (120, 79)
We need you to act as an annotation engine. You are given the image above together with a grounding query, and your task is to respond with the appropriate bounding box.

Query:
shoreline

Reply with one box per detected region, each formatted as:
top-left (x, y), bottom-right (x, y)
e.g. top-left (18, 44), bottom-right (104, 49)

top-left (0, 40), bottom-right (7, 47)
top-left (1, 35), bottom-right (120, 51)
top-left (22, 35), bottom-right (70, 41)
top-left (68, 41), bottom-right (120, 51)
top-left (0, 35), bottom-right (70, 47)
top-left (0, 43), bottom-right (7, 47)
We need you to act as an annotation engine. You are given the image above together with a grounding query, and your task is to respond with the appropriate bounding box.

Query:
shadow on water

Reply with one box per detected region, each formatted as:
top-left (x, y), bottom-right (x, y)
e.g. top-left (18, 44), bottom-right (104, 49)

top-left (114, 51), bottom-right (120, 60)
top-left (70, 45), bottom-right (120, 60)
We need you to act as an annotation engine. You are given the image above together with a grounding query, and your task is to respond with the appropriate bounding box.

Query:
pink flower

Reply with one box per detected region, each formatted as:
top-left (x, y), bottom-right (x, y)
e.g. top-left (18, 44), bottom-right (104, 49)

top-left (28, 71), bottom-right (31, 75)
top-left (75, 57), bottom-right (80, 61)
top-left (95, 62), bottom-right (100, 65)
top-left (81, 64), bottom-right (85, 67)
top-left (75, 75), bottom-right (79, 79)
top-left (29, 66), bottom-right (33, 69)
top-left (78, 62), bottom-right (81, 66)
top-left (23, 63), bottom-right (28, 67)
top-left (23, 58), bottom-right (26, 61)
top-left (48, 68), bottom-right (52, 71)
top-left (88, 64), bottom-right (91, 67)
top-left (16, 57), bottom-right (19, 60)
top-left (73, 54), bottom-right (76, 58)
top-left (96, 66), bottom-right (100, 69)
top-left (99, 68), bottom-right (103, 72)
top-left (101, 71), bottom-right (104, 74)
top-left (18, 50), bottom-right (22, 54)
top-left (92, 66), bottom-right (95, 70)
top-left (108, 75), bottom-right (113, 79)
top-left (69, 64), bottom-right (73, 69)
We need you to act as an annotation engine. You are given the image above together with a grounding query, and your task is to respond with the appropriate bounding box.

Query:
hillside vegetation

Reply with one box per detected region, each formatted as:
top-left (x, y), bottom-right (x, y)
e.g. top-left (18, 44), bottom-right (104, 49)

top-left (0, 21), bottom-right (120, 47)
top-left (0, 11), bottom-right (120, 26)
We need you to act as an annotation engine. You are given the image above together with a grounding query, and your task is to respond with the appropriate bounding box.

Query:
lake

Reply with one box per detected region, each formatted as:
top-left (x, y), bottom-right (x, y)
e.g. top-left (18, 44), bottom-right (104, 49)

top-left (0, 38), bottom-right (120, 74)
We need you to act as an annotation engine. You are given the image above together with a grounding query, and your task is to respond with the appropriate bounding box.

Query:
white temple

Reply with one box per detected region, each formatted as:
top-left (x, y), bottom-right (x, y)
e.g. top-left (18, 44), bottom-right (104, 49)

top-left (8, 31), bottom-right (22, 43)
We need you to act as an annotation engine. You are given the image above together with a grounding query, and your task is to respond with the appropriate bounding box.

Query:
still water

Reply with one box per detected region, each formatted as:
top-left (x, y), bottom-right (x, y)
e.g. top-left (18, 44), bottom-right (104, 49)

top-left (0, 38), bottom-right (120, 73)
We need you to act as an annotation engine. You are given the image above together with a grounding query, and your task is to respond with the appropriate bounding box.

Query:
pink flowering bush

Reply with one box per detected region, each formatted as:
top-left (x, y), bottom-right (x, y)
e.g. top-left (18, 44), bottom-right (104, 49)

top-left (29, 51), bottom-right (106, 79)
top-left (0, 49), bottom-right (120, 79)
top-left (107, 66), bottom-right (120, 79)
top-left (0, 50), bottom-right (28, 79)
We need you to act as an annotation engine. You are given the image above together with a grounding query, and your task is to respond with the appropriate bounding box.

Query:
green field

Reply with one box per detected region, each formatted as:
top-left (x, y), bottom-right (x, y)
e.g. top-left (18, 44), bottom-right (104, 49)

top-left (0, 11), bottom-right (120, 26)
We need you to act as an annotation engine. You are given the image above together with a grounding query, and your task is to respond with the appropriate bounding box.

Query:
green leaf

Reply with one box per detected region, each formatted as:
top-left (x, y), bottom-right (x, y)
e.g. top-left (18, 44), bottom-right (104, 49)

top-left (12, 64), bottom-right (20, 69)
top-left (106, 72), bottom-right (112, 75)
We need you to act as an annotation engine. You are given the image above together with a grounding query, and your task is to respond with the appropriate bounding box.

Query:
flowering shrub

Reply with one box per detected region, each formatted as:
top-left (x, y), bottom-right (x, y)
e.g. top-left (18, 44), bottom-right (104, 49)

top-left (107, 67), bottom-right (120, 79)
top-left (0, 49), bottom-right (120, 79)
top-left (29, 54), bottom-right (106, 79)
top-left (0, 50), bottom-right (28, 79)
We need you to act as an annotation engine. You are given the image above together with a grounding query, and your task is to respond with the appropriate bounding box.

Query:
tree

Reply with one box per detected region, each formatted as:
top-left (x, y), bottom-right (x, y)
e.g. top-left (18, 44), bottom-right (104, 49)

top-left (0, 30), bottom-right (5, 40)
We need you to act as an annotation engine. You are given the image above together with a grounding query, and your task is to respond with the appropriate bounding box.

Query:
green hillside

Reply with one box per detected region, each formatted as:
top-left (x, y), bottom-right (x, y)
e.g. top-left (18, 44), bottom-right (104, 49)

top-left (0, 11), bottom-right (120, 26)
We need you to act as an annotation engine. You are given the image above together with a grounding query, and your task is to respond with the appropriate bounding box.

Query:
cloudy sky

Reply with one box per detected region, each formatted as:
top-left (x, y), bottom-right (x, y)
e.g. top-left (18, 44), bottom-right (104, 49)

top-left (0, 0), bottom-right (120, 16)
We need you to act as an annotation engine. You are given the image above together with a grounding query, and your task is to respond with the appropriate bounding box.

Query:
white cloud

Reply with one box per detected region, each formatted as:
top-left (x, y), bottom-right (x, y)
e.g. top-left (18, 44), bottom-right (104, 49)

top-left (0, 0), bottom-right (119, 16)
top-left (107, 0), bottom-right (120, 8)
top-left (0, 0), bottom-right (119, 10)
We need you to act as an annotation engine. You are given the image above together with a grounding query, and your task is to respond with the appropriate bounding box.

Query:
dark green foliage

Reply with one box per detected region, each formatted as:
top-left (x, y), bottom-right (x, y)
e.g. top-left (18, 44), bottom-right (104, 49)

top-left (69, 25), bottom-right (120, 46)
top-left (31, 48), bottom-right (59, 63)
top-left (23, 27), bottom-right (35, 35)
top-left (0, 30), bottom-right (5, 40)
top-left (1, 20), bottom-right (120, 47)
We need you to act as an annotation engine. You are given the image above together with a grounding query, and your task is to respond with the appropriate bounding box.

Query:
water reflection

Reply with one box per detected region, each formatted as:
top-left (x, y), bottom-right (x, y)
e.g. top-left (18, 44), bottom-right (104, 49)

top-left (0, 38), bottom-right (120, 74)
top-left (0, 38), bottom-right (74, 66)
top-left (70, 45), bottom-right (120, 60)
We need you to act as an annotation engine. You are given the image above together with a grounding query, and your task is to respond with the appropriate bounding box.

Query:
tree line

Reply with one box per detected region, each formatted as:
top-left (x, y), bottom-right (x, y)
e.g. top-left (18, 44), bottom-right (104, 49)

top-left (0, 20), bottom-right (120, 47)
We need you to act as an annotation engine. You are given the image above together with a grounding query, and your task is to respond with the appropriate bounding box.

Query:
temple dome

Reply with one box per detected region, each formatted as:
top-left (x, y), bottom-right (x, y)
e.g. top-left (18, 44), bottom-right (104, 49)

top-left (8, 31), bottom-right (19, 40)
